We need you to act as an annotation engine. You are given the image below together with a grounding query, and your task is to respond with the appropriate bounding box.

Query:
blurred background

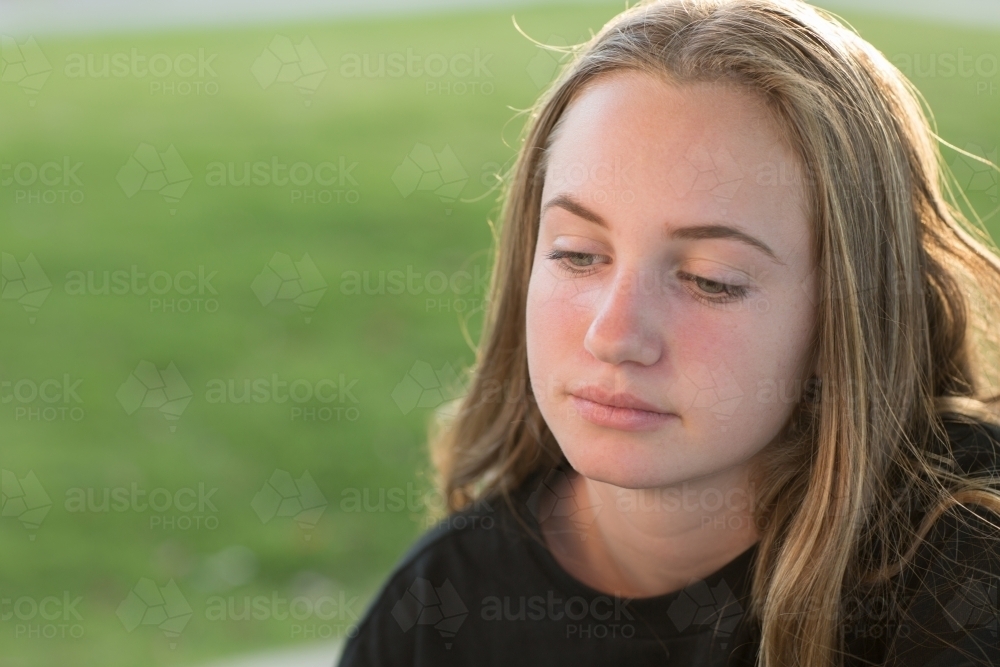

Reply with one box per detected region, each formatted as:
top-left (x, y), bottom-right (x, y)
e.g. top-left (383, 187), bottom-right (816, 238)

top-left (0, 0), bottom-right (997, 665)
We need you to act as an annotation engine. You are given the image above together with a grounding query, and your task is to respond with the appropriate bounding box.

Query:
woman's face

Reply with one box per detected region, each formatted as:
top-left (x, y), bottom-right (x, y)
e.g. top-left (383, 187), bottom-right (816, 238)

top-left (526, 70), bottom-right (818, 489)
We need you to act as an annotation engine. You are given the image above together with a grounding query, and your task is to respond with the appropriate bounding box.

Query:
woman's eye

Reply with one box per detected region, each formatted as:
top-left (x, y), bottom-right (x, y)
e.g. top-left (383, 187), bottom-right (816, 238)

top-left (542, 253), bottom-right (750, 306)
top-left (694, 276), bottom-right (727, 294)
top-left (677, 271), bottom-right (750, 304)
top-left (544, 250), bottom-right (608, 275)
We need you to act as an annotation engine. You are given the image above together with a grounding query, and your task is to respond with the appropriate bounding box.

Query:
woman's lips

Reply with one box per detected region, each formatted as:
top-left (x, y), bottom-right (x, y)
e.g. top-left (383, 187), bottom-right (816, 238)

top-left (569, 394), bottom-right (678, 431)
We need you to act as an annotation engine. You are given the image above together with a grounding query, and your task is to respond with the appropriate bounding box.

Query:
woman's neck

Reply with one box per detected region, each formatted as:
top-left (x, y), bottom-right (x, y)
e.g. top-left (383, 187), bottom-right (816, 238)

top-left (539, 463), bottom-right (760, 599)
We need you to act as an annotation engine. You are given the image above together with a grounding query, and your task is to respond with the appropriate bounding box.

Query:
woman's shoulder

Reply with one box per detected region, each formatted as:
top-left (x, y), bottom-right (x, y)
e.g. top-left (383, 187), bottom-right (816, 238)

top-left (882, 510), bottom-right (1000, 666)
top-left (879, 412), bottom-right (1000, 666)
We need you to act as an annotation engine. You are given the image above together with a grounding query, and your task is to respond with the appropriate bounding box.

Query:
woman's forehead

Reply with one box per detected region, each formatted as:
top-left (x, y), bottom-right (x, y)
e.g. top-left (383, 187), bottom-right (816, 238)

top-left (540, 71), bottom-right (811, 253)
top-left (545, 71), bottom-right (792, 178)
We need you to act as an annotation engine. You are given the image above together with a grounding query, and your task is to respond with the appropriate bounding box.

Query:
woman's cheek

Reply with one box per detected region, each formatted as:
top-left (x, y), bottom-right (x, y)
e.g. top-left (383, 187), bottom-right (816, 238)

top-left (704, 320), bottom-right (801, 432)
top-left (528, 269), bottom-right (593, 339)
top-left (526, 275), bottom-right (560, 403)
top-left (662, 311), bottom-right (755, 426)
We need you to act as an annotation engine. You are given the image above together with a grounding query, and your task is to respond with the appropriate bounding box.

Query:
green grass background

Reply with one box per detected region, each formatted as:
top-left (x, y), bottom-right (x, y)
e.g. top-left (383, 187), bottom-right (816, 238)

top-left (1, 3), bottom-right (998, 665)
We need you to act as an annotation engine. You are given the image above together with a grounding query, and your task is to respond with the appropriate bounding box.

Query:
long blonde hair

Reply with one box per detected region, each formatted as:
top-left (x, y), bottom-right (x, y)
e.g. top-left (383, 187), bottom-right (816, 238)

top-left (427, 0), bottom-right (1000, 664)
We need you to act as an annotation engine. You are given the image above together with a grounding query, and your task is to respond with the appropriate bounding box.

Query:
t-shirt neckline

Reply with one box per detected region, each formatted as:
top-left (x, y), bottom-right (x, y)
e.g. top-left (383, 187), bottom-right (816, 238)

top-left (508, 463), bottom-right (760, 618)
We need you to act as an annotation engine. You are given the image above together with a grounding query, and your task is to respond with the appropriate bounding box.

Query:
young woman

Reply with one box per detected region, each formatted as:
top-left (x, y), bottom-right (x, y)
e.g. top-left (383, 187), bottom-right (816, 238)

top-left (339, 0), bottom-right (1000, 664)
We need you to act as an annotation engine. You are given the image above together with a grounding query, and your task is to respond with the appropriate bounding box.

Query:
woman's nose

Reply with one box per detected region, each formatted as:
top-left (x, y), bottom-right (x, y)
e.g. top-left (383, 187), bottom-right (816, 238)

top-left (582, 266), bottom-right (663, 367)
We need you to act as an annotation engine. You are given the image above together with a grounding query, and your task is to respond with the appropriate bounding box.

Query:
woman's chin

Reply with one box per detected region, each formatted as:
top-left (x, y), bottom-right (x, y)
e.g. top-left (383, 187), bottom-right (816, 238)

top-left (560, 446), bottom-right (679, 490)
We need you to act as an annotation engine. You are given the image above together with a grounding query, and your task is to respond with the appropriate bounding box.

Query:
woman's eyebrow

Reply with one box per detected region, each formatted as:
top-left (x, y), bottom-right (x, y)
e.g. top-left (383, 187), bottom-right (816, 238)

top-left (672, 223), bottom-right (786, 266)
top-left (540, 192), bottom-right (786, 266)
top-left (541, 193), bottom-right (607, 228)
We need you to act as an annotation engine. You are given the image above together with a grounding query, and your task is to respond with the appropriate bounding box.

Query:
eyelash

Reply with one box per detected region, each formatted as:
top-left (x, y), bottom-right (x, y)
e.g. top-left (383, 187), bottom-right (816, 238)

top-left (679, 272), bottom-right (750, 305)
top-left (543, 249), bottom-right (606, 277)
top-left (543, 249), bottom-right (750, 305)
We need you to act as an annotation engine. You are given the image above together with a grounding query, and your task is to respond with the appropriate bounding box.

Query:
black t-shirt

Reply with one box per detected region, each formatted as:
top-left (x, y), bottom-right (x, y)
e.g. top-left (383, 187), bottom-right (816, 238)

top-left (338, 415), bottom-right (1000, 666)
